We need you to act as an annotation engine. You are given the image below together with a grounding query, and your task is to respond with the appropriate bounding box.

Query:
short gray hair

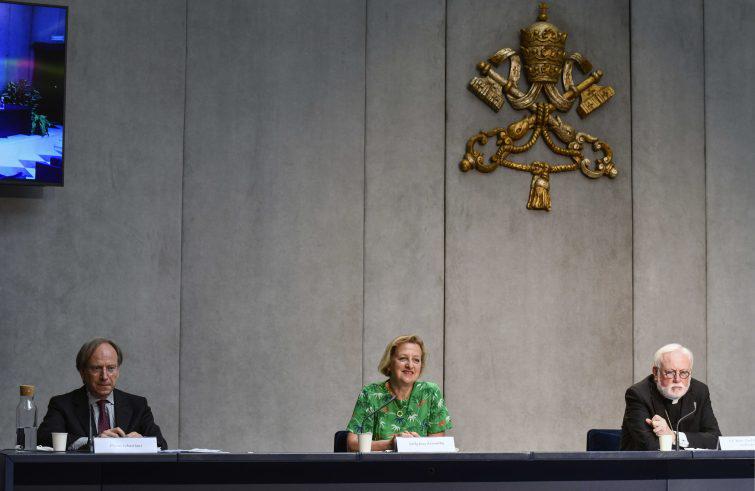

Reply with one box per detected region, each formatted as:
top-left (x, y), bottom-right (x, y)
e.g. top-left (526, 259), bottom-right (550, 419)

top-left (653, 343), bottom-right (693, 369)
top-left (75, 338), bottom-right (123, 371)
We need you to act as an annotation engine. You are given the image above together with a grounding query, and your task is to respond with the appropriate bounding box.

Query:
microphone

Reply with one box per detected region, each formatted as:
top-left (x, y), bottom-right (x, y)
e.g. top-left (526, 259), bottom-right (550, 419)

top-left (360, 395), bottom-right (396, 435)
top-left (88, 403), bottom-right (94, 453)
top-left (674, 402), bottom-right (697, 451)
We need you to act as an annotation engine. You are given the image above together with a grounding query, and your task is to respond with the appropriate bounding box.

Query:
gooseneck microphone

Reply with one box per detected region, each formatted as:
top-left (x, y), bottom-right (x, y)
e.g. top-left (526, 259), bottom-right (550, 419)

top-left (88, 403), bottom-right (94, 453)
top-left (360, 395), bottom-right (397, 434)
top-left (674, 402), bottom-right (697, 451)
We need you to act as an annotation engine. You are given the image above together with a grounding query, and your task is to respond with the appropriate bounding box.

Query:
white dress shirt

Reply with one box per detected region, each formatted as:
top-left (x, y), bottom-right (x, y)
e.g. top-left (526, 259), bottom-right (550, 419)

top-left (68, 392), bottom-right (116, 450)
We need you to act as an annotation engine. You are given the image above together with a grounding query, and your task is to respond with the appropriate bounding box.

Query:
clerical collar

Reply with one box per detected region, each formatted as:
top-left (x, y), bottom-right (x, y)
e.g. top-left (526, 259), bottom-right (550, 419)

top-left (662, 394), bottom-right (681, 405)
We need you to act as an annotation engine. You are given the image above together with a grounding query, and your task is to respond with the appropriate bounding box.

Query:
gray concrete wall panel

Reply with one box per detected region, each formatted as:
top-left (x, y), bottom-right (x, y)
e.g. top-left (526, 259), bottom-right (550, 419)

top-left (180, 0), bottom-right (366, 452)
top-left (0, 0), bottom-right (753, 454)
top-left (0, 0), bottom-right (185, 446)
top-left (363, 0), bottom-right (446, 387)
top-left (704, 0), bottom-right (755, 436)
top-left (631, 0), bottom-right (707, 383)
top-left (445, 0), bottom-right (632, 451)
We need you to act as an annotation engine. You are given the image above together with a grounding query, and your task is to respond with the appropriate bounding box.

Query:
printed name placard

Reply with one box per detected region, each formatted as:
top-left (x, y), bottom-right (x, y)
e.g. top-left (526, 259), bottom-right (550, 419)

top-left (718, 436), bottom-right (755, 451)
top-left (395, 436), bottom-right (456, 453)
top-left (93, 437), bottom-right (159, 454)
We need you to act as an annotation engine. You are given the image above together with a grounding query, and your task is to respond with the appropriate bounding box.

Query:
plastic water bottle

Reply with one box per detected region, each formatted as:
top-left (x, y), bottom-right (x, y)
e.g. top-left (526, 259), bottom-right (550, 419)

top-left (16, 385), bottom-right (37, 450)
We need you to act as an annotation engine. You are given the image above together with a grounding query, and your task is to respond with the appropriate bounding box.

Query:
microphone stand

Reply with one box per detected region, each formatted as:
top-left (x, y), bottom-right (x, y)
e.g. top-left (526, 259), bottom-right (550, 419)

top-left (88, 403), bottom-right (95, 453)
top-left (674, 402), bottom-right (697, 451)
top-left (360, 395), bottom-right (396, 436)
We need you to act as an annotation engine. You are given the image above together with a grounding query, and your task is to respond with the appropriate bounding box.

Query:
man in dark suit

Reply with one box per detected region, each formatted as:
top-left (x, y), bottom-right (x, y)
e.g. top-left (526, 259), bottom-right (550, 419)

top-left (620, 343), bottom-right (720, 450)
top-left (38, 338), bottom-right (167, 450)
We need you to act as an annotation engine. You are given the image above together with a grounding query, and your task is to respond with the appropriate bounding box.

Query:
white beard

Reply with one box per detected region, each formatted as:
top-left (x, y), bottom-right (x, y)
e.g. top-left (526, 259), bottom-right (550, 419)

top-left (656, 379), bottom-right (689, 401)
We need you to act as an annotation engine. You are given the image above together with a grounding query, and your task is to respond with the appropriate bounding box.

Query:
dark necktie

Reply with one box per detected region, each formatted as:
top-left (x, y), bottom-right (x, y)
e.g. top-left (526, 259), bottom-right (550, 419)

top-left (97, 400), bottom-right (111, 434)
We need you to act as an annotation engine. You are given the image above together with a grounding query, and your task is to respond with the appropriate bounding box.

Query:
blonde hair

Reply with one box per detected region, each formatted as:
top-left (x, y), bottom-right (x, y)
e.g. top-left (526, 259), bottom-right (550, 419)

top-left (377, 334), bottom-right (426, 376)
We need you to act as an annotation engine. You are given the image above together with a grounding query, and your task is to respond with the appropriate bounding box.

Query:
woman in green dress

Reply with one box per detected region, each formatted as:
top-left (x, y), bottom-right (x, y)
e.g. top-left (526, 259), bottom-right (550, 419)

top-left (346, 334), bottom-right (453, 452)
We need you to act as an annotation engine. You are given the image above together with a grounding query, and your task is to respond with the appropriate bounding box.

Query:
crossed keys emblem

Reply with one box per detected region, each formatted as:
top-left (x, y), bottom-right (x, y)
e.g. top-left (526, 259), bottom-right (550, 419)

top-left (460, 3), bottom-right (618, 211)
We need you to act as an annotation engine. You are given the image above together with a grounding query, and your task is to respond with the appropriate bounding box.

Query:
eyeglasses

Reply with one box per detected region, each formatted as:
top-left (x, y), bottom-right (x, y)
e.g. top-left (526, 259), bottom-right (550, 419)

top-left (85, 365), bottom-right (119, 375)
top-left (660, 369), bottom-right (691, 380)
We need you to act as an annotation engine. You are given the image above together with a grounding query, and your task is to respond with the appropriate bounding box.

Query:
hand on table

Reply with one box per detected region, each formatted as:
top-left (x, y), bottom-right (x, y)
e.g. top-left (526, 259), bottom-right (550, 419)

top-left (397, 431), bottom-right (420, 438)
top-left (390, 431), bottom-right (420, 450)
top-left (99, 427), bottom-right (126, 438)
top-left (98, 427), bottom-right (143, 438)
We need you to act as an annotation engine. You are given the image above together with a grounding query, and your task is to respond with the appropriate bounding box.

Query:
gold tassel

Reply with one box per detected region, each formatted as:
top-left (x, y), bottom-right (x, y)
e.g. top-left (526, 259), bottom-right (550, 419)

top-left (527, 163), bottom-right (551, 211)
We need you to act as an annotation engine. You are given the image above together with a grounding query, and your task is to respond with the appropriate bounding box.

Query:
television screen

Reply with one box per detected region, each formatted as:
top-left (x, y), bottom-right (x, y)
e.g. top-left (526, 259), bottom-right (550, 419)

top-left (0, 1), bottom-right (67, 186)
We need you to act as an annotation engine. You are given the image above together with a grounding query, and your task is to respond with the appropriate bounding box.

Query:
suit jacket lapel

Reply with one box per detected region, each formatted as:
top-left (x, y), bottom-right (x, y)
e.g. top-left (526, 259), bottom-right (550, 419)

top-left (647, 377), bottom-right (666, 419)
top-left (114, 390), bottom-right (132, 431)
top-left (72, 386), bottom-right (92, 436)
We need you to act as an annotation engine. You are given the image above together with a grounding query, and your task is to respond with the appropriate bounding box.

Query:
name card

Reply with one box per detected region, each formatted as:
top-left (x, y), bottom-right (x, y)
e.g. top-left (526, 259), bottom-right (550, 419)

top-left (718, 436), bottom-right (755, 451)
top-left (93, 437), bottom-right (158, 454)
top-left (395, 436), bottom-right (456, 453)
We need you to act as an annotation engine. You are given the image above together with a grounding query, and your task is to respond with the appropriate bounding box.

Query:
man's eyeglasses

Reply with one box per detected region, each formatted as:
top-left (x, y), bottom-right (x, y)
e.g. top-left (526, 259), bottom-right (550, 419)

top-left (660, 369), bottom-right (691, 380)
top-left (85, 365), bottom-right (119, 375)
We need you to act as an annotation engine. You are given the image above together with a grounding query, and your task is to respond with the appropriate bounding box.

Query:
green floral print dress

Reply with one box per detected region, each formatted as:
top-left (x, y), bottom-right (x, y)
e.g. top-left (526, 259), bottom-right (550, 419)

top-left (346, 380), bottom-right (453, 440)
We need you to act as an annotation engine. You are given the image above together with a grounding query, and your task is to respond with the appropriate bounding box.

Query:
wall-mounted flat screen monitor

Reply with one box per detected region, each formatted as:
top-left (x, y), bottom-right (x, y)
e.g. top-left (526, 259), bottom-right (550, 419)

top-left (0, 1), bottom-right (67, 186)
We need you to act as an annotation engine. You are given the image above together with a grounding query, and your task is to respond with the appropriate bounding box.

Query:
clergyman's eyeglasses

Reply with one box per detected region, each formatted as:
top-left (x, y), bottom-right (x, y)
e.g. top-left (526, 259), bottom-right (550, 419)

top-left (661, 369), bottom-right (691, 380)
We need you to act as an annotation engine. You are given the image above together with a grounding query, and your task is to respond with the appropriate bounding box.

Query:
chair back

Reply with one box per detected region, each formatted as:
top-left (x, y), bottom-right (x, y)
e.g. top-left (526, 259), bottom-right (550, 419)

top-left (334, 430), bottom-right (349, 452)
top-left (586, 429), bottom-right (622, 451)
